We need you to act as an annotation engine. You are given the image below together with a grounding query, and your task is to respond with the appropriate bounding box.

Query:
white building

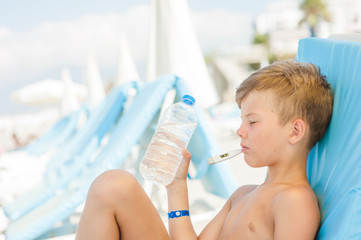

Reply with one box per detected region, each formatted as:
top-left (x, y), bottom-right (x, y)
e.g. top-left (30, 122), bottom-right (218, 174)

top-left (255, 0), bottom-right (361, 55)
top-left (255, 0), bottom-right (309, 55)
top-left (322, 0), bottom-right (361, 36)
top-left (210, 0), bottom-right (361, 103)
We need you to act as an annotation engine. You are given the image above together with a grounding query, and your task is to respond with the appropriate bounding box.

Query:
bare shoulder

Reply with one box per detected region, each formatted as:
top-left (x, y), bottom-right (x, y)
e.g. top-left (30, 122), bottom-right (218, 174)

top-left (272, 185), bottom-right (320, 239)
top-left (273, 185), bottom-right (319, 210)
top-left (230, 185), bottom-right (258, 201)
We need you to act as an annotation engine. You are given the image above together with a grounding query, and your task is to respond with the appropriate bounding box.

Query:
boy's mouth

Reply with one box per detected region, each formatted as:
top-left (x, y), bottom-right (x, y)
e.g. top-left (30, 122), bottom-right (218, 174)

top-left (241, 144), bottom-right (249, 152)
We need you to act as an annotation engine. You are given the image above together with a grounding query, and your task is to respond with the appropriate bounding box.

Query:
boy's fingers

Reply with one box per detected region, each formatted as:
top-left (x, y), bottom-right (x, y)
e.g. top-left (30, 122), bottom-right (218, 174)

top-left (182, 148), bottom-right (191, 161)
top-left (178, 148), bottom-right (191, 175)
top-left (166, 148), bottom-right (192, 187)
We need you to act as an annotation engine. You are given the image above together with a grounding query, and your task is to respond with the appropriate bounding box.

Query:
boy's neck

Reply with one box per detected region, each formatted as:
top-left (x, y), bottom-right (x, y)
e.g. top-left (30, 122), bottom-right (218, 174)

top-left (264, 155), bottom-right (309, 186)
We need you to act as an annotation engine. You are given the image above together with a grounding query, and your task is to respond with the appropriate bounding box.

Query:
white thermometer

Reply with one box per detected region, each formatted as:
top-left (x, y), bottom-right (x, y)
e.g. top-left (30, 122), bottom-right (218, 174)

top-left (207, 149), bottom-right (243, 165)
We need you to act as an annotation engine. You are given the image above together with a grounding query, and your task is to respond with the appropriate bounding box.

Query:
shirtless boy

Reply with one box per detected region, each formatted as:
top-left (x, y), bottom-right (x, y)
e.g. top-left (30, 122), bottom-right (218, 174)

top-left (75, 60), bottom-right (333, 240)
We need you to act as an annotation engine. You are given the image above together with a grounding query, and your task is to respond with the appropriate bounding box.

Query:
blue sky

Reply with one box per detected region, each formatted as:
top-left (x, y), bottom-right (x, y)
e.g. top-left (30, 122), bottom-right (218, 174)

top-left (0, 0), bottom-right (284, 115)
top-left (1, 0), bottom-right (272, 30)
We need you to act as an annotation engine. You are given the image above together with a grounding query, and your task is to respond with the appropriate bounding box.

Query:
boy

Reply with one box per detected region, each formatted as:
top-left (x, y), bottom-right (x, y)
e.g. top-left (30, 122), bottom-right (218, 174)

top-left (75, 60), bottom-right (333, 239)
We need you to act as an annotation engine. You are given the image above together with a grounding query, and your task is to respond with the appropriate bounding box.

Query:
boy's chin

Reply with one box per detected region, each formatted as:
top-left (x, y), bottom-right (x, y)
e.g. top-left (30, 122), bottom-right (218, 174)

top-left (244, 157), bottom-right (265, 168)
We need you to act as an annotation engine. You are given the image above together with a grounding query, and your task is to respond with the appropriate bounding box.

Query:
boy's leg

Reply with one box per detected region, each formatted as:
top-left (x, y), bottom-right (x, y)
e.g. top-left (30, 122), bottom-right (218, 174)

top-left (75, 170), bottom-right (169, 240)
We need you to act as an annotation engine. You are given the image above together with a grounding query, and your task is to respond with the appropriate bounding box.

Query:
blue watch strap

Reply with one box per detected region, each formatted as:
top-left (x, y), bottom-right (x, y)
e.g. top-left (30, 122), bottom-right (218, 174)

top-left (168, 210), bottom-right (190, 219)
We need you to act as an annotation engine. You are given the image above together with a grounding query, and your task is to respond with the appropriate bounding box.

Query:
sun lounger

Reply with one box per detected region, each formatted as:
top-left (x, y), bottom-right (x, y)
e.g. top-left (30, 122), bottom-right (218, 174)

top-left (44, 82), bottom-right (135, 173)
top-left (5, 75), bottom-right (176, 240)
top-left (0, 81), bottom-right (126, 170)
top-left (0, 106), bottom-right (88, 172)
top-left (5, 75), bottom-right (238, 240)
top-left (24, 104), bottom-right (90, 156)
top-left (3, 83), bottom-right (133, 221)
top-left (297, 37), bottom-right (361, 239)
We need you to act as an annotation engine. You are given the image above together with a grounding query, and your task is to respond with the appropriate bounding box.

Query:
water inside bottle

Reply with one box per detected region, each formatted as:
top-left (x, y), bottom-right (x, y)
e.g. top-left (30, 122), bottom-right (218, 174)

top-left (140, 122), bottom-right (196, 186)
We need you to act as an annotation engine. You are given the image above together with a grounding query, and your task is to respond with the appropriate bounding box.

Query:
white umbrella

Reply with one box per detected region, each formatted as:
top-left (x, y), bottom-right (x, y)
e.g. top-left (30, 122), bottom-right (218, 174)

top-left (116, 33), bottom-right (141, 86)
top-left (60, 68), bottom-right (81, 115)
top-left (10, 79), bottom-right (86, 106)
top-left (84, 54), bottom-right (106, 107)
top-left (146, 0), bottom-right (219, 108)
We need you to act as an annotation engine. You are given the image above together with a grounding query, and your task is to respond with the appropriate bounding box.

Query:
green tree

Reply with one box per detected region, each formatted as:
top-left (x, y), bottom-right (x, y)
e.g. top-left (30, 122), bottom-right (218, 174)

top-left (299, 0), bottom-right (331, 37)
top-left (253, 33), bottom-right (268, 45)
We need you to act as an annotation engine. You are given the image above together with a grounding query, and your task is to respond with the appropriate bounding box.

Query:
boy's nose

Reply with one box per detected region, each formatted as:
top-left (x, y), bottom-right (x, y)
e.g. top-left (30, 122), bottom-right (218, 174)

top-left (236, 125), bottom-right (247, 138)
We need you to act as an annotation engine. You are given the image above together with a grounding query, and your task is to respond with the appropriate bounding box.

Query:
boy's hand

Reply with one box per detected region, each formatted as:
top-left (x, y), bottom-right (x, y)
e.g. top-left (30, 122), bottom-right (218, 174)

top-left (166, 149), bottom-right (197, 240)
top-left (166, 148), bottom-right (191, 188)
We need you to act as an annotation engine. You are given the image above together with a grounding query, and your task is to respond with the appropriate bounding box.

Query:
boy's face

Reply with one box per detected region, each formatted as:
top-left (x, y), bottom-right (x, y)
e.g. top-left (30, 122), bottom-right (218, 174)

top-left (237, 90), bottom-right (292, 168)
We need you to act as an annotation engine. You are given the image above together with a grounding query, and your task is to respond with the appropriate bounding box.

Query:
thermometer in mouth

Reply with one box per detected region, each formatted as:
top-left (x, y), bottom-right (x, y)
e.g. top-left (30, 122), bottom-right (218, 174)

top-left (207, 149), bottom-right (243, 165)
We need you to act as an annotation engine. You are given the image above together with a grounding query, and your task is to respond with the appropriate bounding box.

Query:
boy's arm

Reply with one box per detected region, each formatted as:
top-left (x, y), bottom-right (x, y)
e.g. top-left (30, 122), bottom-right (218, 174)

top-left (166, 149), bottom-right (235, 240)
top-left (166, 149), bottom-right (197, 240)
top-left (197, 198), bottom-right (231, 239)
top-left (272, 187), bottom-right (320, 240)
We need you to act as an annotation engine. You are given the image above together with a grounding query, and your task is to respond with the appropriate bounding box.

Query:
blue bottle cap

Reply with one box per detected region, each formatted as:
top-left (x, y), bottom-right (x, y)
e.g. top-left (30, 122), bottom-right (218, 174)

top-left (182, 95), bottom-right (195, 106)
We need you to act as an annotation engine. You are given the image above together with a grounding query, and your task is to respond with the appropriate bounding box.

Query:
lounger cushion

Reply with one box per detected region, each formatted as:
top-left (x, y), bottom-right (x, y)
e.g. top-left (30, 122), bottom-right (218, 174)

top-left (297, 37), bottom-right (361, 239)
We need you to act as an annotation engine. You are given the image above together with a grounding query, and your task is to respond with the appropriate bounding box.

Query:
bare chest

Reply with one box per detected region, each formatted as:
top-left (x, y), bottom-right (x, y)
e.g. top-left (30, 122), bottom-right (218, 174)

top-left (218, 192), bottom-right (274, 240)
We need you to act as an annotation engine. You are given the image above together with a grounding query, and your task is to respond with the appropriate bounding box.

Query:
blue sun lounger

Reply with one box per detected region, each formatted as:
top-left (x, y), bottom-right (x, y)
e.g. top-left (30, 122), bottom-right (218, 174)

top-left (23, 104), bottom-right (90, 156)
top-left (3, 83), bottom-right (133, 221)
top-left (44, 82), bottom-right (134, 172)
top-left (5, 76), bottom-right (176, 240)
top-left (5, 75), bottom-right (237, 240)
top-left (297, 37), bottom-right (361, 239)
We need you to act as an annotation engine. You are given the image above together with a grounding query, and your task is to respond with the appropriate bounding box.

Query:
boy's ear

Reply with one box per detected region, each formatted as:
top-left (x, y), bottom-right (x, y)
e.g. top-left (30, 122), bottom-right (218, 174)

top-left (289, 119), bottom-right (306, 145)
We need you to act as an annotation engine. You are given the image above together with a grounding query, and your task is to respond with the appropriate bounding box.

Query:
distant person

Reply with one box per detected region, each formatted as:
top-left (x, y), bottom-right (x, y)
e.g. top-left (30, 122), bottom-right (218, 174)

top-left (75, 60), bottom-right (333, 239)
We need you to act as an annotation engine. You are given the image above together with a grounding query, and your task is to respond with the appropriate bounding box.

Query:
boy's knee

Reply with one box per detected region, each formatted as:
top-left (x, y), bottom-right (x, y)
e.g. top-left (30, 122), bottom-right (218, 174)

top-left (88, 170), bottom-right (139, 202)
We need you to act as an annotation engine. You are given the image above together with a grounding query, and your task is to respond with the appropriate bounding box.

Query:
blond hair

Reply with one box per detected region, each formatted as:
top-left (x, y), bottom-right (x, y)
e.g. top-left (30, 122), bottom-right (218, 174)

top-left (235, 60), bottom-right (333, 150)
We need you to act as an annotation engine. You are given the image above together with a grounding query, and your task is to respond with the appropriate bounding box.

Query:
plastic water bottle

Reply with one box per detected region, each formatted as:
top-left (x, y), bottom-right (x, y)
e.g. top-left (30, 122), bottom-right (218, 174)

top-left (140, 95), bottom-right (198, 186)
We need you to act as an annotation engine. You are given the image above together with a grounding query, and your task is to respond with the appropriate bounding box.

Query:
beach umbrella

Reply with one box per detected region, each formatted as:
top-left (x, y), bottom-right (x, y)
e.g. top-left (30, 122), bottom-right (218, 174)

top-left (60, 68), bottom-right (81, 115)
top-left (10, 79), bottom-right (86, 106)
top-left (84, 54), bottom-right (106, 107)
top-left (115, 33), bottom-right (141, 86)
top-left (146, 0), bottom-right (220, 108)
